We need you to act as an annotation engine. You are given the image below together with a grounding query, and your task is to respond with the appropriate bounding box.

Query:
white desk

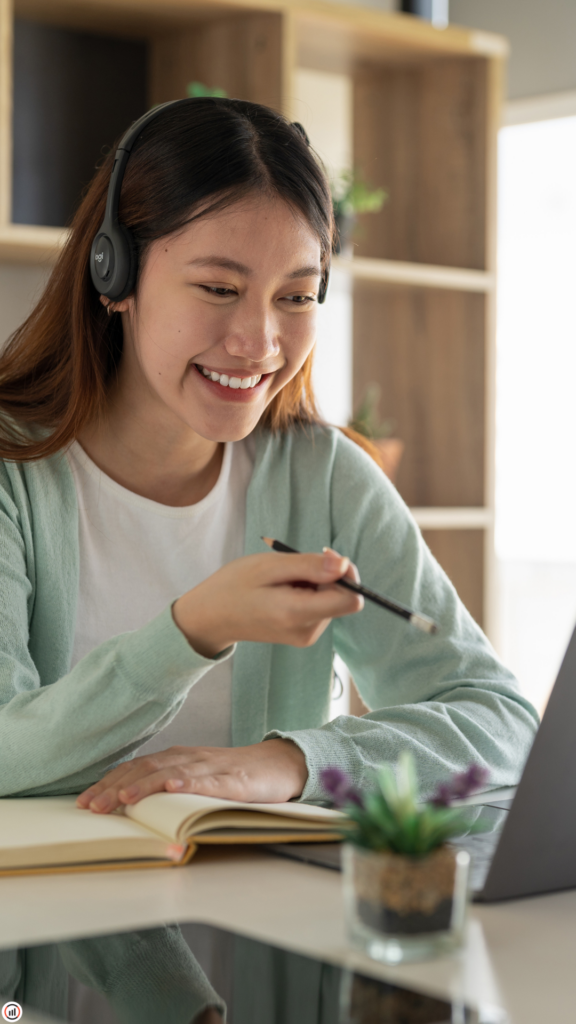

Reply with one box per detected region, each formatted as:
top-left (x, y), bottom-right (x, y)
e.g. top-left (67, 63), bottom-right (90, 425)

top-left (1, 847), bottom-right (575, 1023)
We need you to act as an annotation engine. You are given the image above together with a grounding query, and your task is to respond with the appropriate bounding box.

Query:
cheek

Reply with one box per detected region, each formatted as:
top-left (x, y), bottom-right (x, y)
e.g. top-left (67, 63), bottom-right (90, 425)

top-left (282, 314), bottom-right (317, 372)
top-left (133, 306), bottom-right (210, 382)
top-left (283, 308), bottom-right (316, 354)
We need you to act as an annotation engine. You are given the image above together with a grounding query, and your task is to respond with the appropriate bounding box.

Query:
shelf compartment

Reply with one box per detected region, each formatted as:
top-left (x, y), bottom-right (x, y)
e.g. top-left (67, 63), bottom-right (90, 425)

top-left (334, 256), bottom-right (493, 293)
top-left (353, 284), bottom-right (486, 508)
top-left (422, 528), bottom-right (485, 627)
top-left (353, 57), bottom-right (491, 271)
top-left (410, 507), bottom-right (493, 529)
top-left (0, 224), bottom-right (67, 263)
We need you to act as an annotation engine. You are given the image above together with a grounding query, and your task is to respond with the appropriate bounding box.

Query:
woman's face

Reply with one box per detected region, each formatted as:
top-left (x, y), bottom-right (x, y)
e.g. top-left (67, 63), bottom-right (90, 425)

top-left (115, 195), bottom-right (323, 443)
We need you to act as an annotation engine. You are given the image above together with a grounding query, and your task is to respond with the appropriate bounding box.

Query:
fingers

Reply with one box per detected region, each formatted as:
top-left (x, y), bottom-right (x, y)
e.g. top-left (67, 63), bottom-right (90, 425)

top-left (77, 752), bottom-right (185, 812)
top-left (173, 547), bottom-right (365, 660)
top-left (322, 546), bottom-right (361, 584)
top-left (282, 584), bottom-right (362, 624)
top-left (77, 749), bottom-right (237, 813)
top-left (76, 762), bottom-right (137, 809)
top-left (79, 741), bottom-right (310, 813)
top-left (259, 550), bottom-right (352, 587)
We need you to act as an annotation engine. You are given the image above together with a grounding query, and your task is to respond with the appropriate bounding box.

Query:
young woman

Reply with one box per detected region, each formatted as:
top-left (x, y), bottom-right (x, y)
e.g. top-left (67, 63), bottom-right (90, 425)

top-left (0, 98), bottom-right (538, 818)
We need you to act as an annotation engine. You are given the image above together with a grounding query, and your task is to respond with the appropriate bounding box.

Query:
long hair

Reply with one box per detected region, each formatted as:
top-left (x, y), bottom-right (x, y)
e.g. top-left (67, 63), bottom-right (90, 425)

top-left (0, 98), bottom-right (334, 461)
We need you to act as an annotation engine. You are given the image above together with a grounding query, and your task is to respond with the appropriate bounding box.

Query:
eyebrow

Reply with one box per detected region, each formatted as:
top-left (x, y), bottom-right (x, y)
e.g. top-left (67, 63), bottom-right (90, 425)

top-left (186, 257), bottom-right (322, 280)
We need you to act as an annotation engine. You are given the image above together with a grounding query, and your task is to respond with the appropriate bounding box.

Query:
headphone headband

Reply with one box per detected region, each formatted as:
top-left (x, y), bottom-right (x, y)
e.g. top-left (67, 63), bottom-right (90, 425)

top-left (90, 99), bottom-right (330, 303)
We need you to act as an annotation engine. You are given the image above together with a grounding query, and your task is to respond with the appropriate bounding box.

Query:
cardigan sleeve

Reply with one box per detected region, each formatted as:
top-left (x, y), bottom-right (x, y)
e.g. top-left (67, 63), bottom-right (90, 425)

top-left (59, 927), bottom-right (226, 1024)
top-left (268, 432), bottom-right (540, 802)
top-left (0, 464), bottom-right (233, 798)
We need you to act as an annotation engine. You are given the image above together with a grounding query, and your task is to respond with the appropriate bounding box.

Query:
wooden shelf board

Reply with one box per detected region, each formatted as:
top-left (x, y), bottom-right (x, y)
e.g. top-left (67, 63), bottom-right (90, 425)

top-left (334, 256), bottom-right (494, 293)
top-left (13, 0), bottom-right (508, 63)
top-left (410, 507), bottom-right (493, 530)
top-left (0, 225), bottom-right (68, 264)
top-left (0, 231), bottom-right (496, 293)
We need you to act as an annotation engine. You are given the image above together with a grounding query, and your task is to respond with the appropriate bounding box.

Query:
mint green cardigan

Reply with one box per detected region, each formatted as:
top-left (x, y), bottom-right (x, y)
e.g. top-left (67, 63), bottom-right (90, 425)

top-left (0, 425), bottom-right (538, 801)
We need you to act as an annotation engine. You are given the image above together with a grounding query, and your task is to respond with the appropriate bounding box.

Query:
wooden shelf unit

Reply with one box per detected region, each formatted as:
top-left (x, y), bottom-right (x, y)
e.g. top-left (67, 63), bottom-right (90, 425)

top-left (0, 0), bottom-right (506, 636)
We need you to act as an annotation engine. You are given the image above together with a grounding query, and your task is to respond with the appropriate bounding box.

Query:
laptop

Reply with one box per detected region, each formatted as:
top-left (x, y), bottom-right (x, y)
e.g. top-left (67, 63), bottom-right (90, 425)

top-left (271, 624), bottom-right (576, 903)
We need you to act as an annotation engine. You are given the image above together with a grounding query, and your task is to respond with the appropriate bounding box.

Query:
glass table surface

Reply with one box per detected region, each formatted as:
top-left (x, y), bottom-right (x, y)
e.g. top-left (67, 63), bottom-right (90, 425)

top-left (0, 917), bottom-right (508, 1024)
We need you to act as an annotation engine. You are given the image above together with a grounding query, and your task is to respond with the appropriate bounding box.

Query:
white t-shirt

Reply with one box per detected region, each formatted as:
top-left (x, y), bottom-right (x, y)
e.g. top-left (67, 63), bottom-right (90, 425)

top-left (67, 439), bottom-right (254, 752)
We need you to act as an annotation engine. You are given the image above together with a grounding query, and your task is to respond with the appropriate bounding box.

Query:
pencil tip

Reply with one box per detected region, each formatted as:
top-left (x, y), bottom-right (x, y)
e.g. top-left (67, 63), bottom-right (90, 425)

top-left (261, 536), bottom-right (273, 547)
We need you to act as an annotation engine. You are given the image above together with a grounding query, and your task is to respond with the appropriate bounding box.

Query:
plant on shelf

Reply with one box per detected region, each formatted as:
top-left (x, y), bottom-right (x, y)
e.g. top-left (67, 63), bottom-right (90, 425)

top-left (186, 81), bottom-right (228, 99)
top-left (321, 754), bottom-right (489, 961)
top-left (349, 382), bottom-right (394, 442)
top-left (331, 169), bottom-right (387, 254)
top-left (347, 383), bottom-right (403, 484)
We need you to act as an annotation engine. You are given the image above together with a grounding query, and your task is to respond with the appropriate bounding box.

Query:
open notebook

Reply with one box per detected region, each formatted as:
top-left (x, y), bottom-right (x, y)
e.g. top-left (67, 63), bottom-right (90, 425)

top-left (0, 793), bottom-right (344, 875)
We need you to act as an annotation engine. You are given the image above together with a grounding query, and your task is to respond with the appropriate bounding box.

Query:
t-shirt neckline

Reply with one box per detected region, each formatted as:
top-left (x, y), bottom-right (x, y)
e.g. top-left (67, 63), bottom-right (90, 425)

top-left (67, 439), bottom-right (234, 519)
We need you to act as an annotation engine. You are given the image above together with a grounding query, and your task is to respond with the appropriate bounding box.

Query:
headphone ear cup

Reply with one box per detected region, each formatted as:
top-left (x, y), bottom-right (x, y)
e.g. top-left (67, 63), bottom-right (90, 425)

top-left (90, 223), bottom-right (136, 301)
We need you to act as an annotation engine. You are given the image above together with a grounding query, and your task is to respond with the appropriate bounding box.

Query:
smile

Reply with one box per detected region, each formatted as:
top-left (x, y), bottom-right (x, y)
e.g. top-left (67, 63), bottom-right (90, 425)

top-left (195, 364), bottom-right (263, 390)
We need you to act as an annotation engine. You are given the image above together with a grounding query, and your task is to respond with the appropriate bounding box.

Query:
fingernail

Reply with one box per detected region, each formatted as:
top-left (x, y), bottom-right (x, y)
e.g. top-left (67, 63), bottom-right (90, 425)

top-left (167, 779), bottom-right (184, 790)
top-left (120, 786), bottom-right (139, 801)
top-left (323, 550), bottom-right (347, 573)
top-left (90, 795), bottom-right (111, 812)
top-left (166, 843), bottom-right (187, 861)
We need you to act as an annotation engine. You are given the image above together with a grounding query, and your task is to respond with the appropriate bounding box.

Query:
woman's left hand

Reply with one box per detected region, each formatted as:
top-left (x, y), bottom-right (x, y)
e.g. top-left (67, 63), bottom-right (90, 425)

top-left (76, 739), bottom-right (308, 814)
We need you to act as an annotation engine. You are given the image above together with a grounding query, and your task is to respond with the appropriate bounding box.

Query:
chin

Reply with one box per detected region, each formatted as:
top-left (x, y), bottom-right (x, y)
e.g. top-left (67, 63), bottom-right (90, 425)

top-left (189, 411), bottom-right (263, 444)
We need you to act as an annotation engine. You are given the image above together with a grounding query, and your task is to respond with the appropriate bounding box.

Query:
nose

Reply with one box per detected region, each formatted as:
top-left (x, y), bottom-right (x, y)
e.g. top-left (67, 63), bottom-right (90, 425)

top-left (223, 300), bottom-right (281, 364)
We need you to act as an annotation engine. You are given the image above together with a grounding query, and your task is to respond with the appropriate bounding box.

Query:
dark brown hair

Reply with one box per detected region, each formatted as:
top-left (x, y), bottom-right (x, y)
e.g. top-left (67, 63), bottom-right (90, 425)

top-left (0, 98), bottom-right (335, 461)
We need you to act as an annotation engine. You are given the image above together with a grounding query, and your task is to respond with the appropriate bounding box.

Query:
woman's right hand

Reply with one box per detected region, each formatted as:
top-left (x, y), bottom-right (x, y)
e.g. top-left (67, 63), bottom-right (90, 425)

top-left (172, 549), bottom-right (363, 658)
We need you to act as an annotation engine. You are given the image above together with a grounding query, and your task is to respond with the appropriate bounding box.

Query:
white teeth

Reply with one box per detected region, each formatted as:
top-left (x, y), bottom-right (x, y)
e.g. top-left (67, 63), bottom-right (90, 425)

top-left (198, 366), bottom-right (263, 389)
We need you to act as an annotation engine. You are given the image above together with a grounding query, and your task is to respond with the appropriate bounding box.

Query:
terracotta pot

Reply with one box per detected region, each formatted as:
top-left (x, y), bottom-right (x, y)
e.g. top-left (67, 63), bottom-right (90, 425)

top-left (374, 438), bottom-right (404, 484)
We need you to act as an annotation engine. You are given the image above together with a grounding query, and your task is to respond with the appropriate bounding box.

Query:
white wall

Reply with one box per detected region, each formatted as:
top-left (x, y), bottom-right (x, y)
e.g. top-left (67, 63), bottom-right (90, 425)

top-left (338, 0), bottom-right (576, 101)
top-left (448, 0), bottom-right (576, 100)
top-left (293, 68), bottom-right (354, 429)
top-left (0, 263), bottom-right (50, 349)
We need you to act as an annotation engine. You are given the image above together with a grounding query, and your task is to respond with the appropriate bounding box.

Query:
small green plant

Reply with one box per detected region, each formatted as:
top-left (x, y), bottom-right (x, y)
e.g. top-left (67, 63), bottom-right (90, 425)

top-left (348, 383), bottom-right (394, 440)
top-left (186, 81), bottom-right (228, 99)
top-left (331, 169), bottom-right (387, 219)
top-left (321, 754), bottom-right (489, 857)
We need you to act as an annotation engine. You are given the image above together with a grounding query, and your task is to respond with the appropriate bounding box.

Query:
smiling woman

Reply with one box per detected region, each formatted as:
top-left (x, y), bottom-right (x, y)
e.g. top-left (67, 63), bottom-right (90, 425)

top-left (0, 100), bottom-right (537, 830)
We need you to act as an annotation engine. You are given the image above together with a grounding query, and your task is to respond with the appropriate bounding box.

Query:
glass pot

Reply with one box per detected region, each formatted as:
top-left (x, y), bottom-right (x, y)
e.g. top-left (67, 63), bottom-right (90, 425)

top-left (342, 842), bottom-right (470, 964)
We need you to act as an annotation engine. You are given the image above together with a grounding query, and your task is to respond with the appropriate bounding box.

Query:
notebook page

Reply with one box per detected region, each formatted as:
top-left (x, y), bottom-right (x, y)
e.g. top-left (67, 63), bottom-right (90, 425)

top-left (0, 796), bottom-right (163, 858)
top-left (125, 792), bottom-right (344, 843)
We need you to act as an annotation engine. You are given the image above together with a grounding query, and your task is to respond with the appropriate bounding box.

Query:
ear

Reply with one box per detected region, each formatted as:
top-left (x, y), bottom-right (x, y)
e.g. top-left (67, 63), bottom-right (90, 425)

top-left (99, 295), bottom-right (131, 313)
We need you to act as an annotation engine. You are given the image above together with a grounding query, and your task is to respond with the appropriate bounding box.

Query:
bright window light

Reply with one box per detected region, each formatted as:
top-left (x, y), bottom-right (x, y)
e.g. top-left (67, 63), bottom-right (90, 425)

top-left (496, 115), bottom-right (576, 713)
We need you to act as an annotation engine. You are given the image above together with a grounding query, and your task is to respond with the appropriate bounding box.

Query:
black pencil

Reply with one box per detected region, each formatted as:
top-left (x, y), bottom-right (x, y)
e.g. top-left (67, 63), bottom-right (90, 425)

top-left (261, 537), bottom-right (438, 635)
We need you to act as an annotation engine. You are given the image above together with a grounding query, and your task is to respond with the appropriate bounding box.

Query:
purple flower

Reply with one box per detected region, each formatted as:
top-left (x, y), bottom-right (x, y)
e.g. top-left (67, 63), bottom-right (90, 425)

top-left (430, 764), bottom-right (490, 807)
top-left (320, 767), bottom-right (364, 809)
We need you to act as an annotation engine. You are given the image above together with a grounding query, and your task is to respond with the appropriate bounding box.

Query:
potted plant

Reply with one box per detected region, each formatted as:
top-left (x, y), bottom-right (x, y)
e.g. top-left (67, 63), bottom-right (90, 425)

top-left (348, 383), bottom-right (404, 484)
top-left (331, 170), bottom-right (387, 255)
top-left (321, 754), bottom-right (489, 964)
top-left (186, 81), bottom-right (228, 98)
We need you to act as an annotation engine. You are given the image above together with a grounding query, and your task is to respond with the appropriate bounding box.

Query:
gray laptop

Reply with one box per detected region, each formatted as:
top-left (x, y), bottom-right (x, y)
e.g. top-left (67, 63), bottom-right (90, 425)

top-left (271, 624), bottom-right (576, 902)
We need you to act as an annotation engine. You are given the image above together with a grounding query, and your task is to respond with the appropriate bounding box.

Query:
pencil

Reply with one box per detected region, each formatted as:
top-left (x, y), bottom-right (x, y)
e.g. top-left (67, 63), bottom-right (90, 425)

top-left (261, 537), bottom-right (438, 635)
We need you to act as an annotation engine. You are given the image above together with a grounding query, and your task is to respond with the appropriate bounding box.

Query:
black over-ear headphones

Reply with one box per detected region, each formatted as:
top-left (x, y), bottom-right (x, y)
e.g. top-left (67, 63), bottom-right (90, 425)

top-left (90, 99), bottom-right (330, 304)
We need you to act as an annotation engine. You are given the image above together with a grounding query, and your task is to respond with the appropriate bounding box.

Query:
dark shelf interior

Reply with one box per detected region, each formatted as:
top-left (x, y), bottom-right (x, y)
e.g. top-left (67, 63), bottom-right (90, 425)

top-left (12, 18), bottom-right (148, 227)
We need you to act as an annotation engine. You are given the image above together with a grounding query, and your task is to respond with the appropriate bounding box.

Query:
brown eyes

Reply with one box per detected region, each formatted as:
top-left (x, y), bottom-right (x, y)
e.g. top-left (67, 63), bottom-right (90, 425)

top-left (198, 286), bottom-right (315, 305)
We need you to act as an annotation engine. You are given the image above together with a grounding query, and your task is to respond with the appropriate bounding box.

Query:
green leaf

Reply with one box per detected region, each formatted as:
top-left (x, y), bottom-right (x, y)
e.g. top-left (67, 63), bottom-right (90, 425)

top-left (186, 81), bottom-right (228, 99)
